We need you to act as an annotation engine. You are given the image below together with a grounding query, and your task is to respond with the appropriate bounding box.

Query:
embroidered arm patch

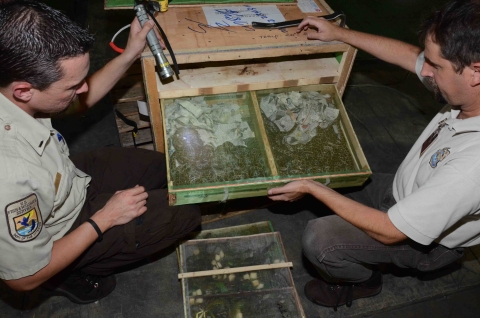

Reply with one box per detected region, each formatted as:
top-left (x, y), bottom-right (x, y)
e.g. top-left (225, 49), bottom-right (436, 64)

top-left (5, 194), bottom-right (43, 242)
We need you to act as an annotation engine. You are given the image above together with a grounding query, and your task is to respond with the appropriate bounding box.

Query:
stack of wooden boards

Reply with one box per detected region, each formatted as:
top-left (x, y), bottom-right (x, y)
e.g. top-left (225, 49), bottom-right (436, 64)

top-left (111, 61), bottom-right (154, 149)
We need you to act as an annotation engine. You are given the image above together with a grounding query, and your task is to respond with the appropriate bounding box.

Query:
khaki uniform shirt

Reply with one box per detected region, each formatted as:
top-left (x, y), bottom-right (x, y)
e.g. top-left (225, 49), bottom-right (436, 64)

top-left (0, 93), bottom-right (90, 280)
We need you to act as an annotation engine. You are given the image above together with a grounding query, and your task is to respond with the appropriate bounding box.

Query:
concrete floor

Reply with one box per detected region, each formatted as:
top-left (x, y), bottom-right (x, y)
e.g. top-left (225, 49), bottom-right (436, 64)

top-left (1, 0), bottom-right (480, 317)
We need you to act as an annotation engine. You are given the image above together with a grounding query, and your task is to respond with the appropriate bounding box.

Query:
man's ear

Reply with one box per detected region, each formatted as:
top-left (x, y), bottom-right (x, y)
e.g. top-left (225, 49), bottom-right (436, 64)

top-left (471, 62), bottom-right (480, 87)
top-left (11, 82), bottom-right (34, 102)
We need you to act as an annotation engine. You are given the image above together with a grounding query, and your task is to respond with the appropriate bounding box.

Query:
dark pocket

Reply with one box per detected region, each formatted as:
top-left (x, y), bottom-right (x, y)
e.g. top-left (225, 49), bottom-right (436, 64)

top-left (417, 245), bottom-right (464, 272)
top-left (379, 186), bottom-right (396, 212)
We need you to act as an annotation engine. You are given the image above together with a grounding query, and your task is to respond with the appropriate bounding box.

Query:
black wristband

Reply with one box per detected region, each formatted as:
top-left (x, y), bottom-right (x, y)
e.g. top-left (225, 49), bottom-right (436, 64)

top-left (86, 219), bottom-right (103, 243)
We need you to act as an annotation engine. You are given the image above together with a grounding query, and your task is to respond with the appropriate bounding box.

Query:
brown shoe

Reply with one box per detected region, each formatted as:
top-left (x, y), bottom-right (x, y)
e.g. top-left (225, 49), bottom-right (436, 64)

top-left (304, 271), bottom-right (382, 311)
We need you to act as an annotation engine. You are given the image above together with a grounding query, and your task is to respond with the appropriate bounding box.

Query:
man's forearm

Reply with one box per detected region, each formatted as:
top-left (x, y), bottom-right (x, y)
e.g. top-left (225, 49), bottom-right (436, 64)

top-left (80, 53), bottom-right (138, 108)
top-left (306, 181), bottom-right (407, 244)
top-left (4, 221), bottom-right (100, 291)
top-left (336, 28), bottom-right (422, 73)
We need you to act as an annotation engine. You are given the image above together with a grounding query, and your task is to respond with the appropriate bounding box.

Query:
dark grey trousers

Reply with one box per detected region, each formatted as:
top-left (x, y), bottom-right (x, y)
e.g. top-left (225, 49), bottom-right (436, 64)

top-left (302, 173), bottom-right (464, 283)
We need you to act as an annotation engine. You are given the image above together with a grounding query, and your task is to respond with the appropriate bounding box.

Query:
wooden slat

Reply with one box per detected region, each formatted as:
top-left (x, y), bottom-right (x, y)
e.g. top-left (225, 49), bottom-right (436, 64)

top-left (142, 57), bottom-right (165, 152)
top-left (111, 78), bottom-right (145, 104)
top-left (316, 0), bottom-right (356, 96)
top-left (155, 42), bottom-right (350, 64)
top-left (199, 197), bottom-right (274, 224)
top-left (115, 102), bottom-right (151, 133)
top-left (119, 128), bottom-right (153, 147)
top-left (201, 209), bottom-right (255, 224)
top-left (110, 63), bottom-right (145, 104)
top-left (336, 46), bottom-right (357, 97)
top-left (178, 262), bottom-right (293, 279)
top-left (250, 91), bottom-right (278, 177)
top-left (116, 116), bottom-right (150, 133)
top-left (162, 98), bottom-right (174, 190)
top-left (318, 0), bottom-right (334, 13)
top-left (330, 85), bottom-right (370, 170)
top-left (172, 170), bottom-right (370, 192)
top-left (156, 56), bottom-right (340, 99)
top-left (115, 101), bottom-right (141, 116)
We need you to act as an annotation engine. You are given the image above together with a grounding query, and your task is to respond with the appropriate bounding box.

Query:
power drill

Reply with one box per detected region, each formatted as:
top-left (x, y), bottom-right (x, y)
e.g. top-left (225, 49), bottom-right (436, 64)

top-left (134, 1), bottom-right (174, 80)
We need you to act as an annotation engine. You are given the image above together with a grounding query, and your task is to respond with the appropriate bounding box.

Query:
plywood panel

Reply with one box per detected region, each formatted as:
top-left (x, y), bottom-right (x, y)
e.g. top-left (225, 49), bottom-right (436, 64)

top-left (140, 2), bottom-right (351, 63)
top-left (142, 57), bottom-right (165, 152)
top-left (105, 0), bottom-right (294, 10)
top-left (156, 55), bottom-right (340, 98)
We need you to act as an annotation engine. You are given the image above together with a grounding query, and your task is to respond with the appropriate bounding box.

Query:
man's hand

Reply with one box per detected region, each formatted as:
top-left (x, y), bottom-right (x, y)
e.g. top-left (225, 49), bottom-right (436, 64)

top-left (123, 17), bottom-right (165, 61)
top-left (268, 180), bottom-right (312, 202)
top-left (270, 179), bottom-right (407, 245)
top-left (297, 16), bottom-right (421, 73)
top-left (297, 16), bottom-right (344, 42)
top-left (78, 17), bottom-right (166, 109)
top-left (92, 185), bottom-right (148, 232)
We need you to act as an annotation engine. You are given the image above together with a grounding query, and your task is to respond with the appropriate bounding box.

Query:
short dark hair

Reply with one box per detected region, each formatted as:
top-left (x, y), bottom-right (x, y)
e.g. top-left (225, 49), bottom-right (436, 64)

top-left (419, 0), bottom-right (480, 73)
top-left (0, 0), bottom-right (94, 90)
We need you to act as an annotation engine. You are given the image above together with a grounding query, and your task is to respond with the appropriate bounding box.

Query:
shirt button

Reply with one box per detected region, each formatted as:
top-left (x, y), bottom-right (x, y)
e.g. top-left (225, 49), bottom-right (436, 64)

top-left (4, 125), bottom-right (11, 131)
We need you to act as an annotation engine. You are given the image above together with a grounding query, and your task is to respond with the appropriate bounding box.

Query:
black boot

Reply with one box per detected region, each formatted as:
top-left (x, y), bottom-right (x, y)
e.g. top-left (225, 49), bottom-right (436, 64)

top-left (42, 271), bottom-right (116, 304)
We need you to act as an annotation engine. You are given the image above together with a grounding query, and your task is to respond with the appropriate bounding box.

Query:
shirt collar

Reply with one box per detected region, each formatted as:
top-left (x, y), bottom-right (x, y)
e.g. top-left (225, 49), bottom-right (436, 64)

top-left (0, 93), bottom-right (51, 155)
top-left (444, 107), bottom-right (480, 135)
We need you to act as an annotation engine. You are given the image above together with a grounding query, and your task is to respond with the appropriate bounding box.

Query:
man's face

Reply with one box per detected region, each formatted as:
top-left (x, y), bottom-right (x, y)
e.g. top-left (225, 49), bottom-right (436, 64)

top-left (420, 35), bottom-right (472, 106)
top-left (30, 53), bottom-right (90, 114)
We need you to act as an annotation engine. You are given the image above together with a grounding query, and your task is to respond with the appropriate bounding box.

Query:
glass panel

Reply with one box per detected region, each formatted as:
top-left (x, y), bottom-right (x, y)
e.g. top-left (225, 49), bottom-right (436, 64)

top-left (186, 288), bottom-right (303, 318)
top-left (164, 92), bottom-right (273, 187)
top-left (255, 87), bottom-right (360, 177)
top-left (179, 231), bottom-right (304, 318)
top-left (185, 267), bottom-right (292, 296)
top-left (185, 221), bottom-right (273, 241)
top-left (180, 233), bottom-right (286, 273)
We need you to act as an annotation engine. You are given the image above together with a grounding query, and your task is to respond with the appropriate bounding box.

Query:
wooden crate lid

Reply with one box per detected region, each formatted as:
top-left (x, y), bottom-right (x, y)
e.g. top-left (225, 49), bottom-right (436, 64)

top-left (140, 2), bottom-right (349, 64)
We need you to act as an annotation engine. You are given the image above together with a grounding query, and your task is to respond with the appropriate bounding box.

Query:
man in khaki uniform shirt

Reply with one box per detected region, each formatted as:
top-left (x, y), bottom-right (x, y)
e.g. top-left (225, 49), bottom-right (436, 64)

top-left (0, 95), bottom-right (91, 279)
top-left (0, 0), bottom-right (201, 304)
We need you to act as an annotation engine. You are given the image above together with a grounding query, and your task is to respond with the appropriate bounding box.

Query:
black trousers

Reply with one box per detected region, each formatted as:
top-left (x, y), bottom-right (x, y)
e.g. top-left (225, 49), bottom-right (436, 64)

top-left (65, 147), bottom-right (201, 276)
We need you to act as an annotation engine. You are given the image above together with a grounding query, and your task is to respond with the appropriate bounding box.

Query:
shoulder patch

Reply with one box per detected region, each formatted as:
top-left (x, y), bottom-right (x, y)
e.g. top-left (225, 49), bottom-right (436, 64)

top-left (429, 147), bottom-right (451, 168)
top-left (5, 194), bottom-right (43, 242)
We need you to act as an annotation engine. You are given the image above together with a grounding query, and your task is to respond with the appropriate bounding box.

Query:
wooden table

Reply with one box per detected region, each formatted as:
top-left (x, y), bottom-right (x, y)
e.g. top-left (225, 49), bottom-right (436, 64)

top-left (139, 0), bottom-right (357, 152)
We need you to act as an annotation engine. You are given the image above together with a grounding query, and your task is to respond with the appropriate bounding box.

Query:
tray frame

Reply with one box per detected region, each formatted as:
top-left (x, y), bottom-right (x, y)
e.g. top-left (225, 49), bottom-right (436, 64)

top-left (162, 84), bottom-right (371, 206)
top-left (177, 231), bottom-right (306, 318)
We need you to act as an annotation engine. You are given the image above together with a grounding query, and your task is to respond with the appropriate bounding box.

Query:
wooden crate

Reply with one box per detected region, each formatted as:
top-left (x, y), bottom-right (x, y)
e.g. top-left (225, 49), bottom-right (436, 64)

top-left (163, 84), bottom-right (371, 206)
top-left (177, 231), bottom-right (305, 318)
top-left (115, 0), bottom-right (363, 208)
top-left (140, 0), bottom-right (357, 153)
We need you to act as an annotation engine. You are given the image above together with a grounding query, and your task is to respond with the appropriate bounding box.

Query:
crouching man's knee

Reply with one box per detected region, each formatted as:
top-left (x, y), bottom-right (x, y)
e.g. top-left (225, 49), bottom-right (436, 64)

top-left (302, 216), bottom-right (343, 267)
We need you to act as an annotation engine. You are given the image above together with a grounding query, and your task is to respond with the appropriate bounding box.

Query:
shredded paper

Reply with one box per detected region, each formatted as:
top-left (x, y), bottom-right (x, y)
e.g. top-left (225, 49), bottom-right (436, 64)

top-left (260, 91), bottom-right (339, 145)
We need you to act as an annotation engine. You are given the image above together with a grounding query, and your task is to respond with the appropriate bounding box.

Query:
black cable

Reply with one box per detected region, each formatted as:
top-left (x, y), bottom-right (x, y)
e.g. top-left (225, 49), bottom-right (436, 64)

top-left (252, 11), bottom-right (346, 29)
top-left (115, 109), bottom-right (138, 148)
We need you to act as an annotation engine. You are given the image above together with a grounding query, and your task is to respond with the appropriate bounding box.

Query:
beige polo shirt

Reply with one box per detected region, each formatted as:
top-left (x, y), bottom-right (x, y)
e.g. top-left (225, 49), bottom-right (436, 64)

top-left (389, 52), bottom-right (480, 248)
top-left (0, 93), bottom-right (90, 280)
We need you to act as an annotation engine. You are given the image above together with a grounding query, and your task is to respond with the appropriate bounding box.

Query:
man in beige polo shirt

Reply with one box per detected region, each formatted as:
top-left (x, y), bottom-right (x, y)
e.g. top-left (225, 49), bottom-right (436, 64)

top-left (268, 0), bottom-right (480, 311)
top-left (0, 0), bottom-right (200, 304)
